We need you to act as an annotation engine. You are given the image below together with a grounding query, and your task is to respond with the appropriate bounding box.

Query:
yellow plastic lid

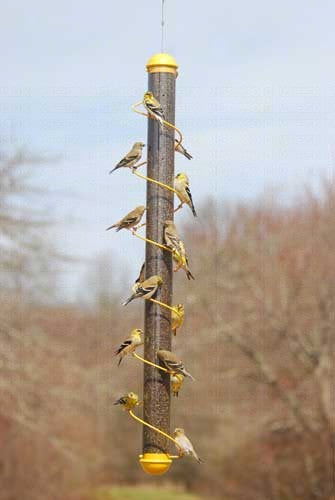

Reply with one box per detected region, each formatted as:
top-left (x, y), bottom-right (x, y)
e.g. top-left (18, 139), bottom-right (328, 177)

top-left (146, 53), bottom-right (178, 75)
top-left (139, 453), bottom-right (172, 475)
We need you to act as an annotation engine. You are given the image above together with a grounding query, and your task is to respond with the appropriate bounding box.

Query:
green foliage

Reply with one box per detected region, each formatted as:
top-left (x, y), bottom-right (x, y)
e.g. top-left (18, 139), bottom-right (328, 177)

top-left (92, 485), bottom-right (202, 500)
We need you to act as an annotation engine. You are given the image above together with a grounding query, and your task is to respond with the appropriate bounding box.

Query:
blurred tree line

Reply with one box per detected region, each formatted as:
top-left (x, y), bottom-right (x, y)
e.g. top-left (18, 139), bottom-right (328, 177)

top-left (0, 145), bottom-right (334, 499)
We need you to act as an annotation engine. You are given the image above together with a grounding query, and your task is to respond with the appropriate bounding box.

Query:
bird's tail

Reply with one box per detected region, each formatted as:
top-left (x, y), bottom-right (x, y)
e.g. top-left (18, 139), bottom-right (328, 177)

top-left (186, 269), bottom-right (195, 280)
top-left (157, 116), bottom-right (164, 130)
top-left (184, 150), bottom-right (193, 160)
top-left (109, 165), bottom-right (121, 174)
top-left (122, 294), bottom-right (135, 306)
top-left (106, 223), bottom-right (117, 231)
top-left (117, 356), bottom-right (123, 367)
top-left (195, 453), bottom-right (203, 464)
top-left (173, 328), bottom-right (177, 336)
top-left (191, 202), bottom-right (197, 217)
top-left (183, 369), bottom-right (195, 381)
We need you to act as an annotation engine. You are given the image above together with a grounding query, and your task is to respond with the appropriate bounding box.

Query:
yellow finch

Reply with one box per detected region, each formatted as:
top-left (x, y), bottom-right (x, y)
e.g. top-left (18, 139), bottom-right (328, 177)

top-left (143, 91), bottom-right (165, 129)
top-left (115, 328), bottom-right (143, 366)
top-left (163, 220), bottom-right (195, 280)
top-left (110, 141), bottom-right (145, 173)
top-left (175, 139), bottom-right (193, 160)
top-left (173, 250), bottom-right (195, 280)
top-left (123, 275), bottom-right (163, 306)
top-left (173, 428), bottom-right (202, 463)
top-left (157, 350), bottom-right (195, 380)
top-left (171, 373), bottom-right (184, 397)
top-left (174, 173), bottom-right (197, 217)
top-left (106, 205), bottom-right (146, 232)
top-left (171, 304), bottom-right (184, 335)
top-left (113, 392), bottom-right (141, 411)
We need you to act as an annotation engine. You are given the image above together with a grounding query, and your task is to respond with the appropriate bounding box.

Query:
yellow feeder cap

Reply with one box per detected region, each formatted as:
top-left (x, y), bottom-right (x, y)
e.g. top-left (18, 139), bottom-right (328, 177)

top-left (146, 53), bottom-right (178, 76)
top-left (139, 453), bottom-right (172, 475)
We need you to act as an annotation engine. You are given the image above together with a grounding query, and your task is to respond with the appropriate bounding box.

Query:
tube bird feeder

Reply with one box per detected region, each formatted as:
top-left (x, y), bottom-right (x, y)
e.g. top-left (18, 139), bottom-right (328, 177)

top-left (139, 53), bottom-right (178, 475)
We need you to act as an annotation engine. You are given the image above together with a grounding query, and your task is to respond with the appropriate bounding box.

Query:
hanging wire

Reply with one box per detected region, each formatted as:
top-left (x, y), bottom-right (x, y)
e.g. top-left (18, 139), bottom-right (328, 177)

top-left (161, 0), bottom-right (165, 53)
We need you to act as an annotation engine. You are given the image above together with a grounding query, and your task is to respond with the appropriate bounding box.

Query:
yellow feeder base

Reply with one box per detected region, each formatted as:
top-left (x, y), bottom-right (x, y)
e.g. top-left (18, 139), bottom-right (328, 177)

top-left (139, 453), bottom-right (172, 475)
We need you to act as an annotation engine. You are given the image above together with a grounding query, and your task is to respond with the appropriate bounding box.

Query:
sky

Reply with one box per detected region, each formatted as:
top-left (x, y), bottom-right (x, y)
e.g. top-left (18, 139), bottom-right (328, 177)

top-left (0, 0), bottom-right (334, 301)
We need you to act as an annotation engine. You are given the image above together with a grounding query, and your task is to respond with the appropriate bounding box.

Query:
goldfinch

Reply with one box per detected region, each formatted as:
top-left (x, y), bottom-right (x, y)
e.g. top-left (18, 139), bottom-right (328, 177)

top-left (106, 205), bottom-right (146, 232)
top-left (123, 275), bottom-right (163, 306)
top-left (173, 250), bottom-right (195, 280)
top-left (113, 392), bottom-right (141, 411)
top-left (175, 139), bottom-right (193, 160)
top-left (163, 220), bottom-right (185, 257)
top-left (115, 328), bottom-right (143, 366)
top-left (132, 261), bottom-right (145, 293)
top-left (171, 373), bottom-right (184, 397)
top-left (143, 91), bottom-right (165, 129)
top-left (157, 350), bottom-right (195, 380)
top-left (171, 304), bottom-right (184, 335)
top-left (163, 220), bottom-right (194, 280)
top-left (173, 428), bottom-right (202, 463)
top-left (174, 173), bottom-right (197, 217)
top-left (110, 142), bottom-right (145, 173)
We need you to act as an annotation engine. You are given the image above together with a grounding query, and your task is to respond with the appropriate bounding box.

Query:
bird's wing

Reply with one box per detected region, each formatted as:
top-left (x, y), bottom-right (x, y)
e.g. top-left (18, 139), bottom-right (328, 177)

top-left (118, 153), bottom-right (138, 167)
top-left (114, 396), bottom-right (127, 405)
top-left (163, 357), bottom-right (182, 372)
top-left (115, 339), bottom-right (132, 355)
top-left (145, 99), bottom-right (165, 118)
top-left (165, 231), bottom-right (183, 254)
top-left (120, 215), bottom-right (139, 227)
top-left (136, 282), bottom-right (157, 296)
top-left (185, 185), bottom-right (193, 202)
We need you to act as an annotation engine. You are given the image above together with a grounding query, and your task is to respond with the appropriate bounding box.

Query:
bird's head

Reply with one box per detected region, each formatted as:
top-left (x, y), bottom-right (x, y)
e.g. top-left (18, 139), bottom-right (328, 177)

top-left (134, 141), bottom-right (145, 149)
top-left (173, 428), bottom-right (185, 437)
top-left (137, 205), bottom-right (147, 215)
top-left (156, 276), bottom-right (163, 286)
top-left (163, 219), bottom-right (174, 227)
top-left (128, 392), bottom-right (138, 401)
top-left (144, 91), bottom-right (153, 99)
top-left (176, 172), bottom-right (189, 183)
top-left (176, 304), bottom-right (184, 315)
top-left (131, 328), bottom-right (143, 338)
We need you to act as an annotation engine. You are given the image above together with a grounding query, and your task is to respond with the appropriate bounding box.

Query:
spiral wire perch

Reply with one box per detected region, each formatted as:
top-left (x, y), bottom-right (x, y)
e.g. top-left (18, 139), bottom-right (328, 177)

top-left (131, 100), bottom-right (183, 149)
top-left (133, 352), bottom-right (169, 373)
top-left (128, 410), bottom-right (181, 457)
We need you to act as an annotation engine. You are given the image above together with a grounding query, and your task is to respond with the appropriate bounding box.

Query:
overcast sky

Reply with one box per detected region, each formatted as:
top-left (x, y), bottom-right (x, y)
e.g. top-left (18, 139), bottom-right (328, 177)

top-left (0, 0), bottom-right (334, 300)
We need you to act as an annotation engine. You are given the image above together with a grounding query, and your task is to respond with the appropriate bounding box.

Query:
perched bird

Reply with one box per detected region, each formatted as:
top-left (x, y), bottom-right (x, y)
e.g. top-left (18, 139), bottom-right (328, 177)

top-left (143, 91), bottom-right (165, 129)
top-left (163, 220), bottom-right (185, 257)
top-left (163, 220), bottom-right (195, 280)
top-left (115, 328), bottom-right (143, 366)
top-left (171, 304), bottom-right (185, 335)
top-left (174, 173), bottom-right (197, 217)
top-left (173, 428), bottom-right (202, 463)
top-left (132, 261), bottom-right (145, 293)
top-left (173, 250), bottom-right (195, 280)
top-left (113, 392), bottom-right (141, 411)
top-left (171, 373), bottom-right (184, 397)
top-left (175, 139), bottom-right (193, 160)
top-left (110, 141), bottom-right (145, 173)
top-left (123, 275), bottom-right (163, 306)
top-left (106, 205), bottom-right (146, 232)
top-left (157, 350), bottom-right (195, 380)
